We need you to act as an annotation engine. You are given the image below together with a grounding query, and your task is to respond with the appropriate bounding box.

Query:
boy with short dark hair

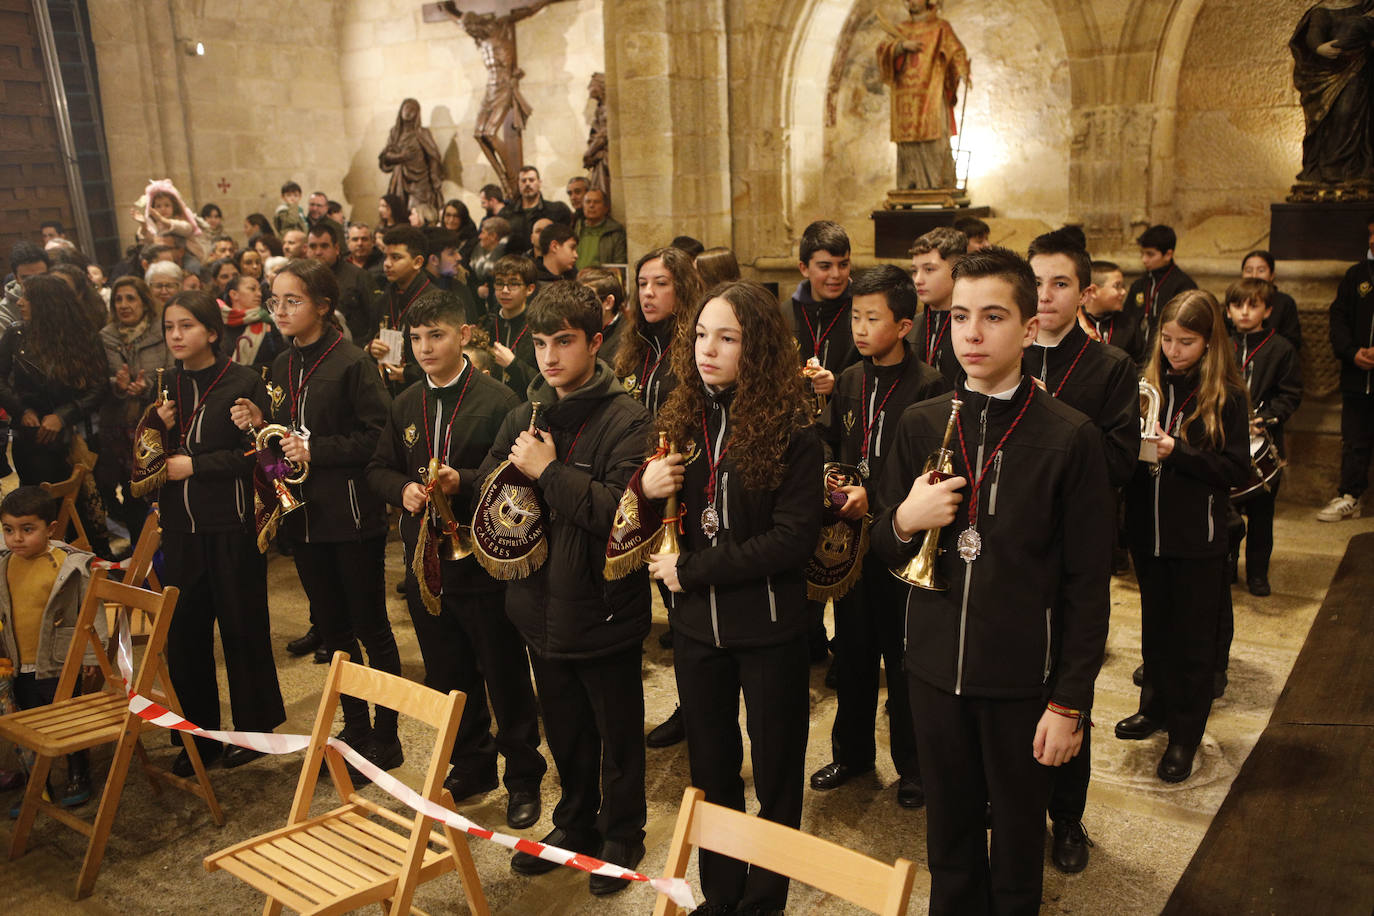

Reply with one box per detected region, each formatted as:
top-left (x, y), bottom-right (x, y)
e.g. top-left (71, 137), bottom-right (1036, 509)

top-left (366, 295), bottom-right (546, 829)
top-left (273, 181), bottom-right (307, 235)
top-left (811, 265), bottom-right (951, 807)
top-left (871, 246), bottom-right (1111, 914)
top-left (1125, 224), bottom-right (1197, 342)
top-left (1240, 249), bottom-right (1302, 351)
top-left (906, 226), bottom-right (968, 385)
top-left (478, 281), bottom-right (652, 895)
top-left (535, 222), bottom-right (579, 288)
top-left (1026, 229), bottom-right (1140, 873)
top-left (953, 216), bottom-right (990, 252)
top-left (0, 486), bottom-right (98, 809)
top-left (1226, 279), bottom-right (1301, 596)
top-left (481, 254), bottom-right (539, 399)
top-left (578, 266), bottom-right (627, 365)
top-left (370, 225), bottom-right (463, 394)
top-left (1079, 259), bottom-right (1146, 365)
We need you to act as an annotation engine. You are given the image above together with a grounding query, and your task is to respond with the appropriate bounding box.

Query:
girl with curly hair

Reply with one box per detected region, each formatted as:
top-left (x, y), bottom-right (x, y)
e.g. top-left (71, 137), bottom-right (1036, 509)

top-left (613, 247), bottom-right (703, 416)
top-left (642, 280), bottom-right (823, 914)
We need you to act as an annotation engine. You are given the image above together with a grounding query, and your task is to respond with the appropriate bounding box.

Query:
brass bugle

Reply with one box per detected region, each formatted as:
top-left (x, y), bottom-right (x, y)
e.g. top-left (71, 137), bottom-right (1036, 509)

top-left (420, 458), bottom-right (473, 561)
top-left (892, 397), bottom-right (963, 590)
top-left (1139, 377), bottom-right (1162, 463)
top-left (802, 356), bottom-right (827, 416)
top-left (256, 423), bottom-right (308, 516)
top-left (155, 367), bottom-right (167, 404)
top-left (656, 433), bottom-right (681, 557)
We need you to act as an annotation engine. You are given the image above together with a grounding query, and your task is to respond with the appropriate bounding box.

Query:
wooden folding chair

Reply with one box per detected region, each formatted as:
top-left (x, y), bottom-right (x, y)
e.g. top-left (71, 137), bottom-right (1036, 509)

top-left (204, 652), bottom-right (488, 915)
top-left (104, 510), bottom-right (162, 644)
top-left (653, 787), bottom-right (916, 916)
top-left (0, 568), bottom-right (223, 898)
top-left (41, 463), bottom-right (92, 551)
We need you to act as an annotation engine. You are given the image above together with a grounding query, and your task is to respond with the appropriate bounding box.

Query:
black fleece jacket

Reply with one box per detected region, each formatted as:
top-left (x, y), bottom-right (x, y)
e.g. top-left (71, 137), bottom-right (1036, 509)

top-left (1123, 371), bottom-right (1250, 560)
top-left (476, 363), bottom-right (653, 659)
top-left (1328, 257), bottom-right (1374, 395)
top-left (870, 380), bottom-right (1112, 711)
top-left (905, 308), bottom-right (961, 386)
top-left (627, 319), bottom-right (677, 416)
top-left (1080, 307), bottom-right (1147, 367)
top-left (1024, 323), bottom-right (1141, 489)
top-left (159, 358), bottom-right (268, 535)
top-left (1126, 262), bottom-right (1198, 339)
top-left (480, 308), bottom-right (537, 401)
top-left (367, 360), bottom-right (518, 595)
top-left (818, 341), bottom-right (951, 494)
top-left (267, 326), bottom-right (391, 543)
top-left (1233, 328), bottom-right (1302, 455)
top-left (669, 387), bottom-right (824, 649)
top-left (787, 281), bottom-right (858, 373)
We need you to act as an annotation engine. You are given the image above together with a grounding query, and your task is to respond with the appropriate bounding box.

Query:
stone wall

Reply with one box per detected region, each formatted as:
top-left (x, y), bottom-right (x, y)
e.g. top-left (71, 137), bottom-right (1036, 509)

top-left (88, 0), bottom-right (350, 244)
top-left (338, 0), bottom-right (604, 224)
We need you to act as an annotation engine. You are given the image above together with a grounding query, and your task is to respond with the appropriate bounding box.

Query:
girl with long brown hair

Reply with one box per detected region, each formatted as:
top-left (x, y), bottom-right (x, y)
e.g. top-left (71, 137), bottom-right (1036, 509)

top-left (613, 247), bottom-right (703, 416)
top-left (1116, 289), bottom-right (1250, 783)
top-left (642, 280), bottom-right (823, 913)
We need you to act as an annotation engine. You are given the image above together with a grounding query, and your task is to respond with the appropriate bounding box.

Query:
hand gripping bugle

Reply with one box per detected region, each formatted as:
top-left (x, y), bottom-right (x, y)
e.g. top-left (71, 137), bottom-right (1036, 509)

top-left (1139, 377), bottom-right (1162, 463)
top-left (891, 397), bottom-right (963, 591)
top-left (420, 458), bottom-right (473, 561)
top-left (255, 424), bottom-right (309, 516)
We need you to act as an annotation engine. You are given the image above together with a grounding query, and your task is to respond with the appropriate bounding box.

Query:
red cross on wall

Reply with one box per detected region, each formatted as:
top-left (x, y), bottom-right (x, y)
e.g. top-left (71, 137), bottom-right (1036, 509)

top-left (216, 178), bottom-right (231, 193)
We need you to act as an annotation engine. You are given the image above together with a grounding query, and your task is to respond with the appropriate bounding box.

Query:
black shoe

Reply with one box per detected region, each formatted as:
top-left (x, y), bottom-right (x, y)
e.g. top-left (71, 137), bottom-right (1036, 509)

top-left (313, 645), bottom-right (330, 664)
top-left (1051, 820), bottom-right (1093, 873)
top-left (286, 627), bottom-right (322, 657)
top-left (444, 770), bottom-right (499, 803)
top-left (1214, 669), bottom-right (1228, 699)
top-left (511, 828), bottom-right (600, 876)
top-left (59, 771), bottom-right (92, 808)
top-left (1132, 664), bottom-right (1145, 687)
top-left (223, 745), bottom-right (266, 769)
top-left (657, 627), bottom-right (674, 649)
top-left (824, 658), bottom-right (838, 689)
top-left (690, 907), bottom-right (737, 916)
top-left (506, 790), bottom-right (541, 829)
top-left (589, 839), bottom-right (645, 895)
top-left (1247, 576), bottom-right (1270, 597)
top-left (172, 743), bottom-right (222, 778)
top-left (1157, 743), bottom-right (1195, 783)
top-left (362, 735), bottom-right (404, 772)
top-left (896, 777), bottom-right (924, 809)
top-left (646, 707), bottom-right (685, 748)
top-left (1114, 713), bottom-right (1162, 740)
top-left (809, 761), bottom-right (872, 791)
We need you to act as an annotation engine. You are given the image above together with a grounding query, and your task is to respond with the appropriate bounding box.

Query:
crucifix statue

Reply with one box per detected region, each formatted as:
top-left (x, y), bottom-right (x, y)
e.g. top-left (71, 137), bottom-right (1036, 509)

top-left (425, 1), bottom-right (569, 200)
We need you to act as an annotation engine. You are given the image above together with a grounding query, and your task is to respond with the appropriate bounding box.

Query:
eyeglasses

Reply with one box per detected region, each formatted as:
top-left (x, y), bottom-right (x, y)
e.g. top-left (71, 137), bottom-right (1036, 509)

top-left (266, 295), bottom-right (309, 313)
top-left (495, 281), bottom-right (525, 291)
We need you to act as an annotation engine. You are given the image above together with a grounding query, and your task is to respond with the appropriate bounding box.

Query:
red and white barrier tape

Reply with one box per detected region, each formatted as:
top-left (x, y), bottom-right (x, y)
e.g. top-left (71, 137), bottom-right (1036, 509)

top-left (114, 612), bottom-right (694, 908)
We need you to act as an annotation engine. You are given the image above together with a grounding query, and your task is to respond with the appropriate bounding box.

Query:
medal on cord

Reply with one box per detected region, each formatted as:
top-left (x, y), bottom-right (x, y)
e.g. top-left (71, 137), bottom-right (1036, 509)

top-left (857, 369), bottom-right (901, 480)
top-left (698, 411), bottom-right (728, 538)
top-left (952, 390), bottom-right (1034, 562)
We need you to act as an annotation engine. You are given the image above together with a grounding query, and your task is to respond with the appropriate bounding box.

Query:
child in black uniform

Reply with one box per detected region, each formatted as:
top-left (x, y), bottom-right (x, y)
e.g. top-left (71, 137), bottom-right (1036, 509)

top-left (1225, 279), bottom-right (1302, 596)
top-left (366, 295), bottom-right (546, 829)
top-left (230, 259), bottom-right (399, 771)
top-left (480, 254), bottom-right (539, 399)
top-left (643, 280), bottom-right (823, 914)
top-left (871, 247), bottom-right (1112, 915)
top-left (810, 265), bottom-right (951, 807)
top-left (157, 291), bottom-right (285, 774)
top-left (1115, 290), bottom-right (1250, 784)
top-left (906, 227), bottom-right (968, 386)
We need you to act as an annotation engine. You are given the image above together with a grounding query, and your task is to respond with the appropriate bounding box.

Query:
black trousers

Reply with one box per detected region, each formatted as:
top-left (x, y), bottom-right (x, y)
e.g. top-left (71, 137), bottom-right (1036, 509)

top-left (1133, 550), bottom-right (1224, 747)
top-left (1231, 477), bottom-right (1280, 579)
top-left (527, 645), bottom-right (645, 846)
top-left (292, 536), bottom-right (401, 734)
top-left (403, 577), bottom-right (545, 793)
top-left (909, 679), bottom-right (1049, 916)
top-left (1046, 725), bottom-right (1090, 824)
top-left (1339, 391), bottom-right (1374, 498)
top-left (674, 630), bottom-right (810, 912)
top-left (830, 564), bottom-right (919, 779)
top-left (164, 530), bottom-right (286, 751)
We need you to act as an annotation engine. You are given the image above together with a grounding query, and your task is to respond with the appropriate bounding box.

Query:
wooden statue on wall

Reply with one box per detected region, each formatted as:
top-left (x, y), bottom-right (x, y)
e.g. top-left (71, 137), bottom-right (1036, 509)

top-left (875, 0), bottom-right (971, 208)
top-left (583, 72), bottom-right (609, 197)
top-left (378, 98), bottom-right (446, 222)
top-left (433, 0), bottom-right (568, 200)
top-left (1288, 0), bottom-right (1374, 201)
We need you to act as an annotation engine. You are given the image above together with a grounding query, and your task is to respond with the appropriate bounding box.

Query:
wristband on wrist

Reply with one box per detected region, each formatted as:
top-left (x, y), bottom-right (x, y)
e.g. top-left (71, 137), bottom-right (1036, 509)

top-left (1047, 701), bottom-right (1093, 733)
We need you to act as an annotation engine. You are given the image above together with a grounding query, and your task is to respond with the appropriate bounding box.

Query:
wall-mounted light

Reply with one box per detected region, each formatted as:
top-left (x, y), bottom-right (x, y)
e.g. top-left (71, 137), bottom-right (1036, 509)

top-left (182, 39), bottom-right (205, 57)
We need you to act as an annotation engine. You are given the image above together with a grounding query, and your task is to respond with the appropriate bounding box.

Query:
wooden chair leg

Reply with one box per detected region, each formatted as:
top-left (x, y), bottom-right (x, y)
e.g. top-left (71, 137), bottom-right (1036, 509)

top-left (132, 737), bottom-right (164, 797)
top-left (8, 754), bottom-right (54, 859)
top-left (160, 675), bottom-right (225, 827)
top-left (438, 790), bottom-right (489, 916)
top-left (76, 723), bottom-right (143, 898)
top-left (262, 896), bottom-right (283, 916)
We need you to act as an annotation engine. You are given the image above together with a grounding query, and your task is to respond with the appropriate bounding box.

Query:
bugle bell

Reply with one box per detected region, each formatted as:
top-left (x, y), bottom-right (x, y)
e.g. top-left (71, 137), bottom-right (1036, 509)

top-left (656, 433), bottom-right (682, 558)
top-left (420, 458), bottom-right (473, 561)
top-left (1139, 378), bottom-right (1162, 463)
top-left (892, 397), bottom-right (963, 591)
top-left (255, 423), bottom-right (308, 516)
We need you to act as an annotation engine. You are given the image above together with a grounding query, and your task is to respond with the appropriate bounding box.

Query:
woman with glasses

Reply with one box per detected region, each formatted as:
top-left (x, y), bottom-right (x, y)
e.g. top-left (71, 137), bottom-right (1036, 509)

top-left (229, 259), bottom-right (399, 771)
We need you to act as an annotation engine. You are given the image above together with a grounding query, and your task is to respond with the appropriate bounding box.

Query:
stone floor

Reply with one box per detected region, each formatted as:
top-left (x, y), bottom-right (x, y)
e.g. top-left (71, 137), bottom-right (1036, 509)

top-left (1, 501), bottom-right (1370, 914)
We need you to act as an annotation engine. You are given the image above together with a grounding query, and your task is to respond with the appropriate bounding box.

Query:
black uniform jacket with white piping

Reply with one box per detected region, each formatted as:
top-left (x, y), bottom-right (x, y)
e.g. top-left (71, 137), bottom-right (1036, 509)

top-left (818, 340), bottom-right (951, 496)
top-left (367, 360), bottom-right (518, 596)
top-left (1123, 371), bottom-right (1250, 560)
top-left (670, 385), bottom-right (824, 650)
top-left (159, 357), bottom-right (268, 535)
top-left (477, 362), bottom-right (653, 660)
top-left (1232, 328), bottom-right (1302, 456)
top-left (266, 324), bottom-right (391, 543)
top-left (1024, 322), bottom-right (1141, 489)
top-left (905, 307), bottom-right (961, 387)
top-left (1328, 256), bottom-right (1374, 396)
top-left (870, 380), bottom-right (1112, 712)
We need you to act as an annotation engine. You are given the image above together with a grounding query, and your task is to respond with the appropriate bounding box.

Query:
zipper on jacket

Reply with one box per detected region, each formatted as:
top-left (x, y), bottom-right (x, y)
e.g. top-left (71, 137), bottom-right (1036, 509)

top-left (874, 411), bottom-right (886, 458)
top-left (1207, 493), bottom-right (1215, 542)
top-left (348, 480), bottom-right (362, 530)
top-left (766, 576), bottom-right (777, 622)
top-left (708, 410), bottom-right (730, 647)
top-left (1044, 607), bottom-right (1052, 682)
top-left (955, 402), bottom-right (990, 696)
top-left (988, 452), bottom-right (1003, 516)
top-left (235, 479), bottom-right (246, 525)
top-left (720, 471), bottom-right (730, 530)
top-left (1154, 384), bottom-right (1175, 557)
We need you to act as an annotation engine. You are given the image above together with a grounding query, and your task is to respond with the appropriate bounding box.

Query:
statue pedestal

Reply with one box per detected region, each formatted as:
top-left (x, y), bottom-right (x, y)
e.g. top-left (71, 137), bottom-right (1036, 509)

top-left (871, 205), bottom-right (990, 259)
top-left (1269, 201), bottom-right (1372, 262)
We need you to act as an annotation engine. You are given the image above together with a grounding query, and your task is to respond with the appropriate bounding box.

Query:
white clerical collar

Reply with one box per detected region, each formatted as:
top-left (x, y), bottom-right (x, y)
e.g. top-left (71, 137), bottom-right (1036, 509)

top-left (989, 381), bottom-right (1021, 400)
top-left (426, 358), bottom-right (468, 391)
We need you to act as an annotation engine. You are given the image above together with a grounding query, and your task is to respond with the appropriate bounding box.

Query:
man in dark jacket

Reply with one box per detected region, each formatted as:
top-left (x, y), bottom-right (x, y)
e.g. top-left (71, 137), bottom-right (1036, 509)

top-left (308, 222), bottom-right (376, 344)
top-left (508, 166), bottom-right (573, 255)
top-left (476, 281), bottom-right (652, 896)
top-left (1318, 214), bottom-right (1374, 522)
